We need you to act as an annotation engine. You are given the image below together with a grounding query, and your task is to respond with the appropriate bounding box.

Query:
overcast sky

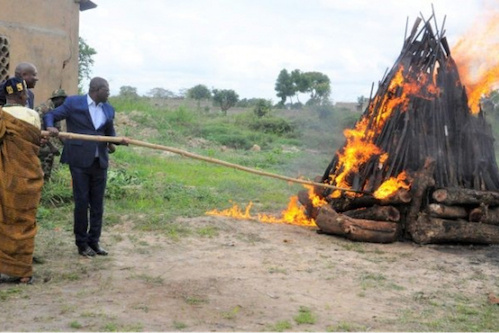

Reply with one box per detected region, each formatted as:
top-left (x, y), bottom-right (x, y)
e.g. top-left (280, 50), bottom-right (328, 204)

top-left (79, 0), bottom-right (490, 103)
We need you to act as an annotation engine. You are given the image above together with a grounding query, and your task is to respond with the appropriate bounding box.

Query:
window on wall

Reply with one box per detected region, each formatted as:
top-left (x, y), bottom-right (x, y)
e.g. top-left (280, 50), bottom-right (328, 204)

top-left (0, 36), bottom-right (9, 81)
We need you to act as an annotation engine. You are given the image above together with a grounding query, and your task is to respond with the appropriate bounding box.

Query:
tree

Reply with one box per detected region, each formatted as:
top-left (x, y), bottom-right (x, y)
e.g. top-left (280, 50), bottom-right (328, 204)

top-left (187, 84), bottom-right (212, 100)
top-left (274, 69), bottom-right (295, 105)
top-left (119, 86), bottom-right (139, 99)
top-left (301, 71), bottom-right (331, 103)
top-left (212, 89), bottom-right (239, 115)
top-left (187, 84), bottom-right (212, 109)
top-left (78, 37), bottom-right (96, 93)
top-left (291, 69), bottom-right (308, 103)
top-left (275, 68), bottom-right (331, 106)
top-left (253, 99), bottom-right (272, 118)
top-left (148, 87), bottom-right (176, 99)
top-left (237, 98), bottom-right (270, 108)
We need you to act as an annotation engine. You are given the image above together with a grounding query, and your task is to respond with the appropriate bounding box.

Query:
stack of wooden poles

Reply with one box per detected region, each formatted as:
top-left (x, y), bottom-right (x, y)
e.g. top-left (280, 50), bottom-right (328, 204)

top-left (302, 12), bottom-right (499, 244)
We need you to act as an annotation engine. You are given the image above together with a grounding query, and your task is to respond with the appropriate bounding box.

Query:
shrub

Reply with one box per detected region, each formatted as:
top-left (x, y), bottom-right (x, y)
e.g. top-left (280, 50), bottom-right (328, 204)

top-left (40, 166), bottom-right (73, 206)
top-left (253, 99), bottom-right (272, 118)
top-left (106, 168), bottom-right (142, 200)
top-left (214, 134), bottom-right (252, 149)
top-left (248, 117), bottom-right (295, 136)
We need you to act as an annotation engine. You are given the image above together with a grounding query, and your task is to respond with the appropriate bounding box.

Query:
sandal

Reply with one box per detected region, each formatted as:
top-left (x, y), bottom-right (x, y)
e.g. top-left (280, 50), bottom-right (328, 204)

top-left (0, 274), bottom-right (34, 284)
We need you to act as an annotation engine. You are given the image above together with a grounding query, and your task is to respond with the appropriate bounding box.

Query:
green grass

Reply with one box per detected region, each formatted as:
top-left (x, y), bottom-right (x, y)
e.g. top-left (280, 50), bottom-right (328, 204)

top-left (267, 320), bottom-right (293, 332)
top-left (294, 306), bottom-right (316, 325)
top-left (398, 300), bottom-right (499, 331)
top-left (184, 296), bottom-right (208, 305)
top-left (130, 273), bottom-right (164, 285)
top-left (0, 287), bottom-right (23, 301)
top-left (221, 305), bottom-right (241, 320)
top-left (69, 321), bottom-right (83, 329)
top-left (326, 321), bottom-right (368, 332)
top-left (172, 321), bottom-right (188, 330)
top-left (38, 98), bottom-right (336, 235)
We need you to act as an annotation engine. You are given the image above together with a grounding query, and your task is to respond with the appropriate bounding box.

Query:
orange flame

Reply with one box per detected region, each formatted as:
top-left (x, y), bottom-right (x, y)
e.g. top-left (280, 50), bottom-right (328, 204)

top-left (206, 185), bottom-right (327, 227)
top-left (206, 201), bottom-right (253, 219)
top-left (259, 196), bottom-right (316, 227)
top-left (373, 171), bottom-right (411, 200)
top-left (305, 184), bottom-right (328, 207)
top-left (328, 66), bottom-right (437, 197)
top-left (453, 10), bottom-right (499, 114)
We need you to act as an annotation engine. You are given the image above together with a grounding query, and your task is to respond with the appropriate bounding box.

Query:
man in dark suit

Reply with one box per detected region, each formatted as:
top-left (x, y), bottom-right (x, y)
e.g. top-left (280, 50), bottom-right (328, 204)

top-left (44, 77), bottom-right (127, 257)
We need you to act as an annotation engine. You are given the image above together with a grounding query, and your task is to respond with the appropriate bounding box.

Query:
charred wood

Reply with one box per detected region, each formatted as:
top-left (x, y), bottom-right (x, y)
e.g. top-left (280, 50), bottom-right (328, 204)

top-left (410, 214), bottom-right (499, 244)
top-left (432, 188), bottom-right (499, 205)
top-left (297, 189), bottom-right (320, 220)
top-left (315, 205), bottom-right (400, 243)
top-left (406, 158), bottom-right (436, 238)
top-left (427, 203), bottom-right (467, 219)
top-left (469, 206), bottom-right (499, 225)
top-left (342, 205), bottom-right (400, 222)
top-left (330, 189), bottom-right (411, 212)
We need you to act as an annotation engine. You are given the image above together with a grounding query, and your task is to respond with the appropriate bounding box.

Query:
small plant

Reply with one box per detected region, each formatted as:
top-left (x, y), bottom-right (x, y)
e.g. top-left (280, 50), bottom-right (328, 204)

top-left (326, 321), bottom-right (368, 332)
top-left (196, 226), bottom-right (219, 237)
top-left (101, 322), bottom-right (143, 332)
top-left (268, 266), bottom-right (288, 274)
top-left (268, 320), bottom-right (292, 332)
top-left (173, 321), bottom-right (188, 330)
top-left (0, 287), bottom-right (22, 301)
top-left (102, 322), bottom-right (118, 332)
top-left (184, 296), bottom-right (208, 305)
top-left (132, 273), bottom-right (164, 285)
top-left (69, 321), bottom-right (83, 329)
top-left (60, 272), bottom-right (81, 281)
top-left (39, 166), bottom-right (73, 206)
top-left (221, 305), bottom-right (241, 320)
top-left (358, 271), bottom-right (387, 290)
top-left (106, 168), bottom-right (141, 200)
top-left (294, 306), bottom-right (316, 325)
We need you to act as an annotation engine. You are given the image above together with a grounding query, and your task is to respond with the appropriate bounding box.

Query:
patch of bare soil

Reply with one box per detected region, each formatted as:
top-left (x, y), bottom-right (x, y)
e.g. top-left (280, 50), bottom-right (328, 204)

top-left (1, 216), bottom-right (499, 332)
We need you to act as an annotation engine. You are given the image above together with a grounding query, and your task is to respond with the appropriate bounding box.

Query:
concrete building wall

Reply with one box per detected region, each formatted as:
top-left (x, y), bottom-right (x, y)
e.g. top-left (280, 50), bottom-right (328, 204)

top-left (0, 0), bottom-right (83, 105)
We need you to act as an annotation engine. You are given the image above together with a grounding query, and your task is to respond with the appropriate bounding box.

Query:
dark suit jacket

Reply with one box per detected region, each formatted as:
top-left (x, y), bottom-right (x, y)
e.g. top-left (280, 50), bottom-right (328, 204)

top-left (27, 89), bottom-right (34, 109)
top-left (43, 95), bottom-right (117, 168)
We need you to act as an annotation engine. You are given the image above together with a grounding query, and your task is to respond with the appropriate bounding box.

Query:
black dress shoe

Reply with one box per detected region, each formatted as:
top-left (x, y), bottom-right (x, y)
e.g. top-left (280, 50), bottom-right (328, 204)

top-left (78, 245), bottom-right (96, 257)
top-left (88, 243), bottom-right (108, 256)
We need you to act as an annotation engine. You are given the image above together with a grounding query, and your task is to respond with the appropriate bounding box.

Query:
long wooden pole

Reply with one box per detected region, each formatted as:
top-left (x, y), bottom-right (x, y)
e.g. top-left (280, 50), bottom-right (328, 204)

top-left (42, 131), bottom-right (369, 194)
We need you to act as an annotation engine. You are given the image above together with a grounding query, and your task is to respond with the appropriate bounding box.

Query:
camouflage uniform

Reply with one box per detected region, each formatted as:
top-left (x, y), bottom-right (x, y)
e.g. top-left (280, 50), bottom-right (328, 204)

top-left (35, 89), bottom-right (67, 182)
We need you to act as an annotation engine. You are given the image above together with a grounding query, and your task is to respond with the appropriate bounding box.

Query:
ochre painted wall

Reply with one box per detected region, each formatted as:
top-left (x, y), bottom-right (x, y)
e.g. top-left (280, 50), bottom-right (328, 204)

top-left (0, 0), bottom-right (81, 105)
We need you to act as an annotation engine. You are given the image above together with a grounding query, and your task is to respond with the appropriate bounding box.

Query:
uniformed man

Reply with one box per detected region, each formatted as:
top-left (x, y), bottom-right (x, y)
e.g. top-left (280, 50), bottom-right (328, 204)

top-left (35, 88), bottom-right (67, 181)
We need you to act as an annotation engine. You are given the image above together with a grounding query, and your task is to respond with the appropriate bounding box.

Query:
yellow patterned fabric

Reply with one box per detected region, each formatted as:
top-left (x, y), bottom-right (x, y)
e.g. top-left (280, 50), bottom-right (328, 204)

top-left (2, 105), bottom-right (41, 129)
top-left (0, 109), bottom-right (43, 278)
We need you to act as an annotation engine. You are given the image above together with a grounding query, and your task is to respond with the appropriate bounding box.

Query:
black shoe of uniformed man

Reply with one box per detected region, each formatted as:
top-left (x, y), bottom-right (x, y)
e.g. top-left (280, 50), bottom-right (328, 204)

top-left (78, 245), bottom-right (96, 257)
top-left (88, 243), bottom-right (108, 256)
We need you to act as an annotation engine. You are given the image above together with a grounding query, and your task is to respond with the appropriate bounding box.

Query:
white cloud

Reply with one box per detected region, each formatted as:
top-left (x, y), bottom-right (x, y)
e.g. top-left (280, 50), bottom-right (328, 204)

top-left (80, 0), bottom-right (490, 102)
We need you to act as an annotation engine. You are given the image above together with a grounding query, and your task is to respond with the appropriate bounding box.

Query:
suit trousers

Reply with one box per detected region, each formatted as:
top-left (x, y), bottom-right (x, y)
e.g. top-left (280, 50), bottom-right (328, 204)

top-left (69, 158), bottom-right (108, 247)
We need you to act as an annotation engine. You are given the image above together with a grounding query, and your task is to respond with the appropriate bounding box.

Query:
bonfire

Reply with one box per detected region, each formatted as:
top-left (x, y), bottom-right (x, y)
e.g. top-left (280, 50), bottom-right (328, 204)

top-left (299, 11), bottom-right (499, 244)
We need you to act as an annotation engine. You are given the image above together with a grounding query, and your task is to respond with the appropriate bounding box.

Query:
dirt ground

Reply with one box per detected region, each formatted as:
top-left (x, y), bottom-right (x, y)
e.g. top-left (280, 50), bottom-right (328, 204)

top-left (1, 215), bottom-right (499, 332)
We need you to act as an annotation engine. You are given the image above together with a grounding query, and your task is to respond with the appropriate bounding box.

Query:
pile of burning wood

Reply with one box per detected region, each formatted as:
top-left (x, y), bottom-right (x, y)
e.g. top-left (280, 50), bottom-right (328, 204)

top-left (299, 13), bottom-right (499, 244)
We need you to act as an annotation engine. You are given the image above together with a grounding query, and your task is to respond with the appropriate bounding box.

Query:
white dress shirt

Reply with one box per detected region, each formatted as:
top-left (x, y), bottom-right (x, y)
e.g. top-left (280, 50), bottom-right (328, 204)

top-left (87, 94), bottom-right (106, 157)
